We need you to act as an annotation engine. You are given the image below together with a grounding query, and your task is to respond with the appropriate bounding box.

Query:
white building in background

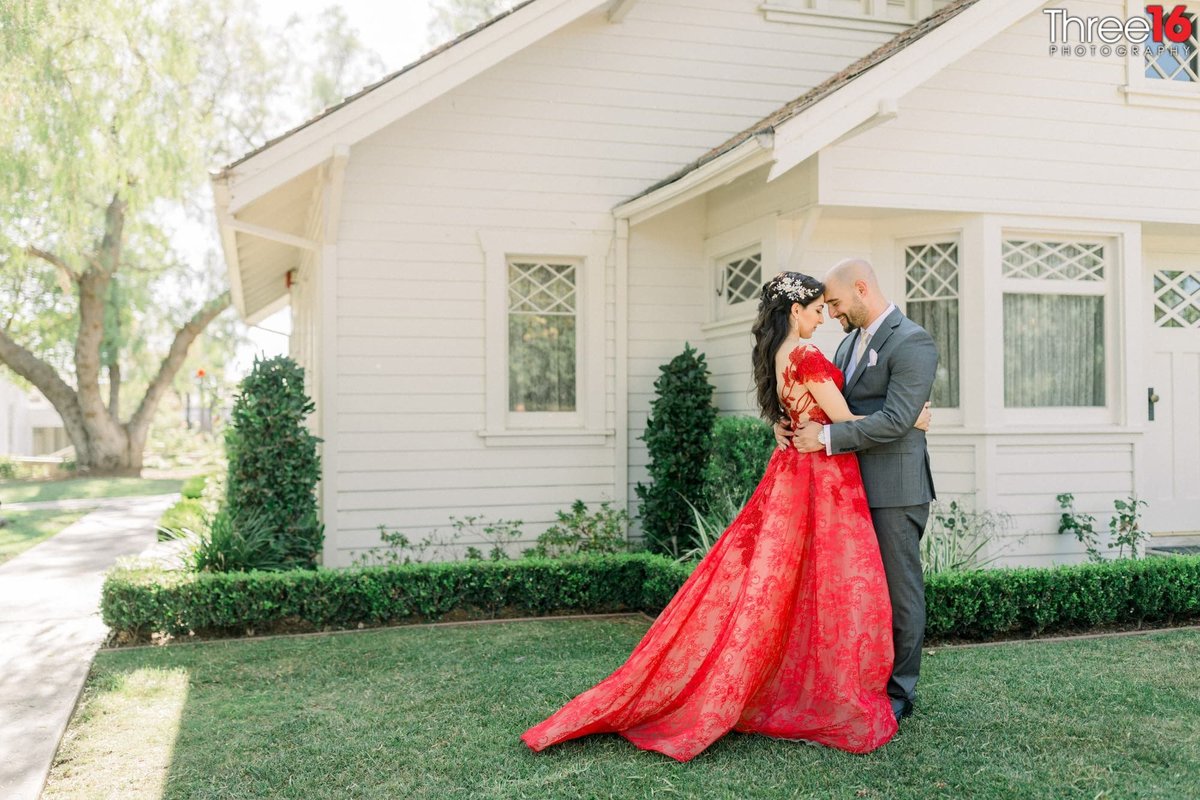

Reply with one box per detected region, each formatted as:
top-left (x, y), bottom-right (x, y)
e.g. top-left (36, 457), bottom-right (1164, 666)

top-left (212, 0), bottom-right (1200, 567)
top-left (0, 375), bottom-right (68, 457)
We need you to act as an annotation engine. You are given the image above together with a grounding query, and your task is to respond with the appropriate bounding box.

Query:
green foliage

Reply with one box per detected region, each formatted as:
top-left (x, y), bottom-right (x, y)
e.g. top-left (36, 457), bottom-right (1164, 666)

top-left (635, 344), bottom-right (717, 556)
top-left (0, 457), bottom-right (17, 480)
top-left (188, 507), bottom-right (290, 574)
top-left (677, 492), bottom-right (746, 564)
top-left (922, 500), bottom-right (1017, 575)
top-left (1057, 492), bottom-right (1102, 562)
top-left (701, 415), bottom-right (774, 511)
top-left (1058, 493), bottom-right (1152, 562)
top-left (427, 0), bottom-right (512, 46)
top-left (924, 555), bottom-right (1200, 639)
top-left (524, 500), bottom-right (630, 559)
top-left (354, 515), bottom-right (525, 566)
top-left (156, 498), bottom-right (206, 542)
top-left (224, 356), bottom-right (322, 568)
top-left (101, 553), bottom-right (676, 640)
top-left (181, 475), bottom-right (208, 499)
top-left (1109, 496), bottom-right (1150, 559)
top-left (101, 552), bottom-right (1200, 644)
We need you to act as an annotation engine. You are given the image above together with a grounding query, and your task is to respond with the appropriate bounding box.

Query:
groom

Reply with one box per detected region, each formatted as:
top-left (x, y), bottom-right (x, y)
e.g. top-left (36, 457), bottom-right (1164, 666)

top-left (776, 257), bottom-right (938, 723)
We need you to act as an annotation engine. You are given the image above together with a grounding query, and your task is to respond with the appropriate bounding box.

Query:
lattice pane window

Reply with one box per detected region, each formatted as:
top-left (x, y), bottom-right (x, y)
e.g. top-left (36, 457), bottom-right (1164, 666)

top-left (1145, 12), bottom-right (1199, 82)
top-left (1002, 240), bottom-right (1105, 281)
top-left (905, 242), bottom-right (959, 407)
top-left (507, 261), bottom-right (577, 413)
top-left (721, 252), bottom-right (762, 307)
top-left (1154, 270), bottom-right (1200, 327)
top-left (1002, 238), bottom-right (1108, 408)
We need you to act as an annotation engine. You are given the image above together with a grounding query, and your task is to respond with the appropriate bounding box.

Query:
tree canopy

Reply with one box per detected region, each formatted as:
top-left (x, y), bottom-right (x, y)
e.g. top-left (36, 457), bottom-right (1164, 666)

top-left (0, 0), bottom-right (384, 473)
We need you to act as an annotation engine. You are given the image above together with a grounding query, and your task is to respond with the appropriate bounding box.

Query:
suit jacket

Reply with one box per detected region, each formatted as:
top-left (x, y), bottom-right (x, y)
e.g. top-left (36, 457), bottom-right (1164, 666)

top-left (829, 307), bottom-right (938, 509)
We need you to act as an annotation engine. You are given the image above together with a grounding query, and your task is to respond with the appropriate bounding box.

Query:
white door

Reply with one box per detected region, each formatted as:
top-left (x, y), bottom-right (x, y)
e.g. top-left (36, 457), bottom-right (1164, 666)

top-left (1143, 268), bottom-right (1200, 534)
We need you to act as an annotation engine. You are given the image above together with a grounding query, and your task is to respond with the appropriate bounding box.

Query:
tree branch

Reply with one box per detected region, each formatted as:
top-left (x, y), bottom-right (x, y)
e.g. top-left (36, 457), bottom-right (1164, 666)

top-left (26, 245), bottom-right (79, 291)
top-left (128, 291), bottom-right (232, 438)
top-left (0, 327), bottom-right (90, 464)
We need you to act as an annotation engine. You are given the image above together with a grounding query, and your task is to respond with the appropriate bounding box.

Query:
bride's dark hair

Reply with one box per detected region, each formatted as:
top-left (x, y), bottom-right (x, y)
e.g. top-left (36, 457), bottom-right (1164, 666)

top-left (750, 271), bottom-right (824, 422)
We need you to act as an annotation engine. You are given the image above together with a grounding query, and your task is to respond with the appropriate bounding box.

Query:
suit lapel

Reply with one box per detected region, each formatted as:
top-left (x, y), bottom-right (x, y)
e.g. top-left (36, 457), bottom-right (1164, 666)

top-left (844, 308), bottom-right (903, 397)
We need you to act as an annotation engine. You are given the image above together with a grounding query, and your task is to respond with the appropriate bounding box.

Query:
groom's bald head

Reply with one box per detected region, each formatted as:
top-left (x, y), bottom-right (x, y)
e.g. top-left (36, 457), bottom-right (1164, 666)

top-left (823, 258), bottom-right (889, 332)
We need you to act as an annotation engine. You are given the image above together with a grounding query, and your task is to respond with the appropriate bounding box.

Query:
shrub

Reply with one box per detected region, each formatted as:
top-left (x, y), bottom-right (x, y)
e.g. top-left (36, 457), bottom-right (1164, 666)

top-left (0, 457), bottom-right (17, 480)
top-left (701, 415), bottom-right (773, 511)
top-left (635, 344), bottom-right (717, 556)
top-left (678, 492), bottom-right (746, 564)
top-left (181, 475), bottom-right (208, 500)
top-left (225, 355), bottom-right (323, 568)
top-left (102, 553), bottom-right (669, 639)
top-left (190, 506), bottom-right (290, 573)
top-left (1057, 492), bottom-right (1102, 562)
top-left (102, 553), bottom-right (1200, 645)
top-left (921, 500), bottom-right (1018, 575)
top-left (525, 500), bottom-right (630, 558)
top-left (353, 515), bottom-right (527, 565)
top-left (157, 498), bottom-right (206, 541)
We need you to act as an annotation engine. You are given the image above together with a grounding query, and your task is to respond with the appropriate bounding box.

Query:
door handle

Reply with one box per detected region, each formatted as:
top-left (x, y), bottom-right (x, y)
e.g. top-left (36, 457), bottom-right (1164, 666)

top-left (1148, 387), bottom-right (1160, 421)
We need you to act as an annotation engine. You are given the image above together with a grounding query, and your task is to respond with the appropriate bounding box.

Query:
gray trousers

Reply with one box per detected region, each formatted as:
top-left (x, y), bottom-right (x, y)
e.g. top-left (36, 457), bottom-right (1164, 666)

top-left (869, 504), bottom-right (929, 710)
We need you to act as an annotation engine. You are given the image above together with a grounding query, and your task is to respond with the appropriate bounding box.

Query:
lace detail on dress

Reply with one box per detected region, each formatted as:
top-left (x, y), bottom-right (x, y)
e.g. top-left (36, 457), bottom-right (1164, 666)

top-left (779, 345), bottom-right (843, 427)
top-left (519, 341), bottom-right (895, 762)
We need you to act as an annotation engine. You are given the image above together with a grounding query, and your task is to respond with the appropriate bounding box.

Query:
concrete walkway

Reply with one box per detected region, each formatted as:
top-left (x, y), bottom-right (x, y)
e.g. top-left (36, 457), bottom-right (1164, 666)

top-left (2, 493), bottom-right (179, 512)
top-left (0, 494), bottom-right (176, 800)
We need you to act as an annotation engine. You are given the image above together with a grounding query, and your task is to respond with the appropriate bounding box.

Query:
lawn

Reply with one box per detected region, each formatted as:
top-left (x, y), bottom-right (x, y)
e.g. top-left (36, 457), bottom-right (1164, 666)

top-left (0, 508), bottom-right (91, 565)
top-left (43, 618), bottom-right (1200, 800)
top-left (0, 477), bottom-right (183, 505)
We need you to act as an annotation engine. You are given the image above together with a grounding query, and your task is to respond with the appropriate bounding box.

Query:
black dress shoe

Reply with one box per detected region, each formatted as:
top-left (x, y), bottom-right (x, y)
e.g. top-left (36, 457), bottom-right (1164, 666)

top-left (892, 699), bottom-right (914, 722)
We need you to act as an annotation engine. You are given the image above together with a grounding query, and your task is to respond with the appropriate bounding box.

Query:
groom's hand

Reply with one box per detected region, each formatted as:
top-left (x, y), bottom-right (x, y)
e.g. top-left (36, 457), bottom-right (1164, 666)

top-left (792, 421), bottom-right (824, 453)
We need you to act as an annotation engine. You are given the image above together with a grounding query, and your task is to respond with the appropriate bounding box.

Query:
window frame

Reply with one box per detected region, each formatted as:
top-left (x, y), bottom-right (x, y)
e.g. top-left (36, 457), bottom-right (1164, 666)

top-left (1121, 0), bottom-right (1200, 109)
top-left (479, 230), bottom-right (610, 445)
top-left (897, 234), bottom-right (964, 426)
top-left (998, 232), bottom-right (1120, 425)
top-left (702, 216), bottom-right (776, 334)
top-left (760, 0), bottom-right (945, 33)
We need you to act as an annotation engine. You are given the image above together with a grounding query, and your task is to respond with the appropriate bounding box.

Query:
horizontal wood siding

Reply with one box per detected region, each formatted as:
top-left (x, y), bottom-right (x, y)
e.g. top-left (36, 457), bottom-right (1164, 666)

top-left (821, 0), bottom-right (1200, 222)
top-left (328, 1), bottom-right (899, 564)
top-left (988, 439), bottom-right (1136, 566)
top-left (626, 199), bottom-right (707, 528)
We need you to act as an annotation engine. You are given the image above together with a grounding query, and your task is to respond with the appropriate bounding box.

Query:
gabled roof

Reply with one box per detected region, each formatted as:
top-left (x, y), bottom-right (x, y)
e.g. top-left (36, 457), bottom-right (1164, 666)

top-left (218, 0), bottom-right (539, 177)
top-left (627, 0), bottom-right (982, 204)
top-left (615, 0), bottom-right (1048, 222)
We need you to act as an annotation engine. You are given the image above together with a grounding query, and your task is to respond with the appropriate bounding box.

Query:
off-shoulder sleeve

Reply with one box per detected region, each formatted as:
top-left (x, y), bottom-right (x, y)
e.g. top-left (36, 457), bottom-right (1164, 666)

top-left (789, 345), bottom-right (839, 385)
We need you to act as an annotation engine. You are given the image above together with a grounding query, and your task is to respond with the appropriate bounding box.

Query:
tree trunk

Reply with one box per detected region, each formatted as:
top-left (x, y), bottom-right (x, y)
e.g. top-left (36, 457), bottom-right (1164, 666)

top-left (107, 361), bottom-right (121, 422)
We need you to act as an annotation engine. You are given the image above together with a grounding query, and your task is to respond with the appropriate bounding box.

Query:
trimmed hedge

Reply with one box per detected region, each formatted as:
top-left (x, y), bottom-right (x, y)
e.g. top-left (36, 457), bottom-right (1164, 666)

top-left (102, 553), bottom-right (1200, 643)
top-left (103, 554), bottom-right (691, 639)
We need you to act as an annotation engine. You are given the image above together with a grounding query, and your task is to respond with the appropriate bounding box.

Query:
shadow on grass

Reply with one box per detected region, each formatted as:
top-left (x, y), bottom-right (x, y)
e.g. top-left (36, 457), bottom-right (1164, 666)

top-left (45, 619), bottom-right (1200, 800)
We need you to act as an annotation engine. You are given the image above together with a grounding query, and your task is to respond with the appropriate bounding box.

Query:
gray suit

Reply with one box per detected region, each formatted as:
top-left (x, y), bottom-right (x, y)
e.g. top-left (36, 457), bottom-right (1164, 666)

top-left (829, 307), bottom-right (937, 713)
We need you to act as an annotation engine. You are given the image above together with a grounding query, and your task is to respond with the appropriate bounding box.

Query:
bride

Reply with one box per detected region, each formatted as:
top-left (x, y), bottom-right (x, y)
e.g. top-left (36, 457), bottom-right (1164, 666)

top-left (521, 271), bottom-right (930, 762)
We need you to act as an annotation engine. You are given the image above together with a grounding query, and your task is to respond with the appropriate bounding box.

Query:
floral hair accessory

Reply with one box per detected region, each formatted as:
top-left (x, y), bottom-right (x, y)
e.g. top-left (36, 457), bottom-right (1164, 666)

top-left (765, 272), bottom-right (820, 303)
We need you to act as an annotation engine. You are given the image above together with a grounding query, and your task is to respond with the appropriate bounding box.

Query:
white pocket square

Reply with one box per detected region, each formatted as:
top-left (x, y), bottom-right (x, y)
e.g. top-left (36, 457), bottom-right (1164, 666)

top-left (868, 349), bottom-right (878, 367)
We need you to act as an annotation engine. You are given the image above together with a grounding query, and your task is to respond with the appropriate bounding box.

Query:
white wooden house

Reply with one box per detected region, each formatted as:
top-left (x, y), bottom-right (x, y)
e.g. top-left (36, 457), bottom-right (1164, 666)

top-left (213, 0), bottom-right (1200, 567)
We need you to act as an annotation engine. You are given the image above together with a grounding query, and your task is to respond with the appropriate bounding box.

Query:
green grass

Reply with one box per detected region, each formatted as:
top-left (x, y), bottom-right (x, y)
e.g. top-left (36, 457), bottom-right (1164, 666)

top-left (44, 619), bottom-right (1200, 800)
top-left (0, 477), bottom-right (182, 505)
top-left (0, 508), bottom-right (90, 565)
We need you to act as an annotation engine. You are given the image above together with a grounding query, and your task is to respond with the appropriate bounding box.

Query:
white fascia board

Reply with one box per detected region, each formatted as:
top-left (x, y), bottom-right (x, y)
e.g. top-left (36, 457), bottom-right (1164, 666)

top-left (211, 177), bottom-right (248, 319)
top-left (614, 136), bottom-right (774, 226)
top-left (768, 0), bottom-right (1046, 182)
top-left (224, 0), bottom-right (610, 215)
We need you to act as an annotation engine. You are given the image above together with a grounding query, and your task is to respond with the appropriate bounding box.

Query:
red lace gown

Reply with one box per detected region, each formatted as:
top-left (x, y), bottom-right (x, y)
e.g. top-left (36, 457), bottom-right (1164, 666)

top-left (520, 344), bottom-right (897, 761)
